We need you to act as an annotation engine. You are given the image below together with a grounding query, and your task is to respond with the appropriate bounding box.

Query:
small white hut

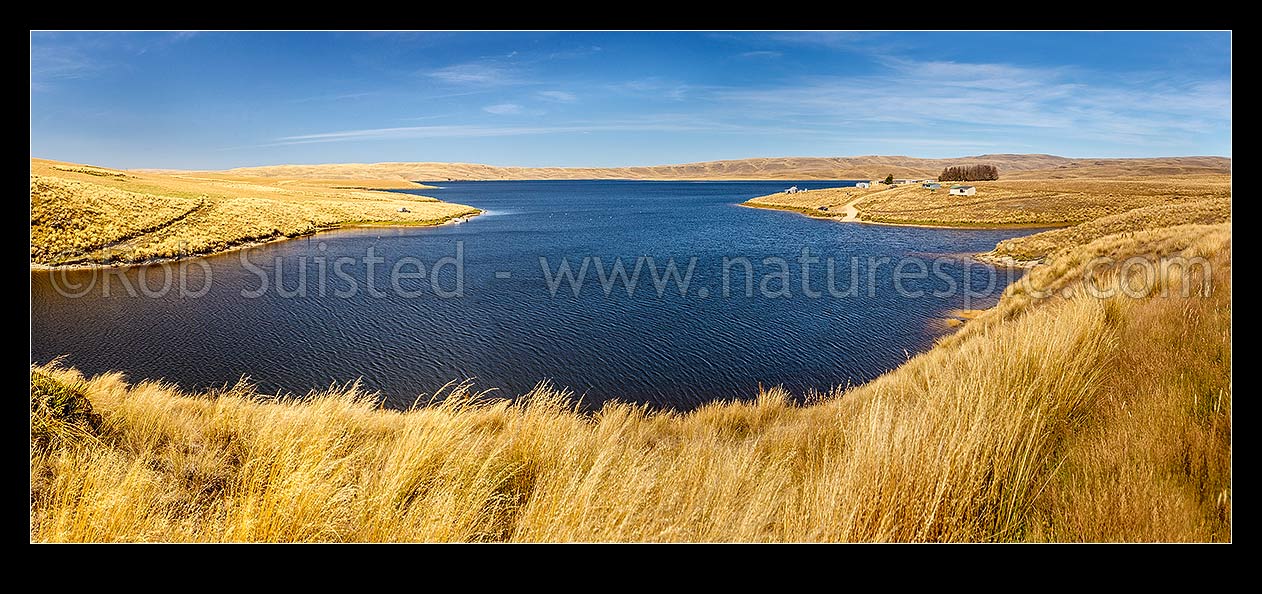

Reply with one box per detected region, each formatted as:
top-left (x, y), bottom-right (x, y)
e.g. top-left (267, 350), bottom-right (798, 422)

top-left (949, 185), bottom-right (976, 196)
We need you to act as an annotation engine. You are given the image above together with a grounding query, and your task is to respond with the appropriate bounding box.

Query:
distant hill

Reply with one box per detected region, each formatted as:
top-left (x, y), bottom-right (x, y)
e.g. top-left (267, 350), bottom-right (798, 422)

top-left (148, 154), bottom-right (1231, 182)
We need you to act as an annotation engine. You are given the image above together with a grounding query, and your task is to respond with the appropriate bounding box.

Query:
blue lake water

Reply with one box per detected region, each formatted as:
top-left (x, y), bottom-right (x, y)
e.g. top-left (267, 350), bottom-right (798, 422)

top-left (31, 180), bottom-right (1034, 409)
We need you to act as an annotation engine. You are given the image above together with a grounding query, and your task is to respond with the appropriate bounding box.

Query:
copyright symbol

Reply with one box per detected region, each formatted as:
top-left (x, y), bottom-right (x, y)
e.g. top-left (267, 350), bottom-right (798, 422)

top-left (48, 266), bottom-right (97, 298)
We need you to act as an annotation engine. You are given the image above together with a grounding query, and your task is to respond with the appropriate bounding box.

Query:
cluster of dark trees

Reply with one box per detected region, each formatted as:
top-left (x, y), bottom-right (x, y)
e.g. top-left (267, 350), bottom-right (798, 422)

top-left (938, 164), bottom-right (999, 181)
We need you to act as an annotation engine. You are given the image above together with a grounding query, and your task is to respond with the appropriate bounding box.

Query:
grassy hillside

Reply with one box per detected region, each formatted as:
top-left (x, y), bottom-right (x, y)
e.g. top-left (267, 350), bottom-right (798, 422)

top-left (30, 159), bottom-right (478, 267)
top-left (146, 154), bottom-right (1232, 182)
top-left (30, 222), bottom-right (1230, 542)
top-left (744, 176), bottom-right (1231, 228)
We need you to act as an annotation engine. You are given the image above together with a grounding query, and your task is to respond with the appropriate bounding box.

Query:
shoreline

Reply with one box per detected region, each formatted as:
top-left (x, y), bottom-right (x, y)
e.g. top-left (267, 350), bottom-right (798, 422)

top-left (971, 251), bottom-right (1042, 268)
top-left (741, 200), bottom-right (1051, 270)
top-left (30, 208), bottom-right (482, 272)
top-left (739, 201), bottom-right (1070, 231)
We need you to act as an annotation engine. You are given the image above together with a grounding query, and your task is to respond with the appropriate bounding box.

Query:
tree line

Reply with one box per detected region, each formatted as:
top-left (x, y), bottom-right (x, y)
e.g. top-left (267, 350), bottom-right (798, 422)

top-left (939, 164), bottom-right (999, 181)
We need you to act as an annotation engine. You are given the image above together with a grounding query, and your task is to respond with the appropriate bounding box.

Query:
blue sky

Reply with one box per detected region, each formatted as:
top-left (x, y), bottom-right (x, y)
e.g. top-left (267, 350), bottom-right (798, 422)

top-left (30, 31), bottom-right (1231, 169)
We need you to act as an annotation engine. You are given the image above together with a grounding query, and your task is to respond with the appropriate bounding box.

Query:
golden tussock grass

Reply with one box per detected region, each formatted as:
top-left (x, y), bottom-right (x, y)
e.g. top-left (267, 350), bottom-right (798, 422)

top-left (30, 159), bottom-right (478, 267)
top-left (745, 177), bottom-right (1231, 228)
top-left (989, 197), bottom-right (1231, 262)
top-left (29, 223), bottom-right (1230, 542)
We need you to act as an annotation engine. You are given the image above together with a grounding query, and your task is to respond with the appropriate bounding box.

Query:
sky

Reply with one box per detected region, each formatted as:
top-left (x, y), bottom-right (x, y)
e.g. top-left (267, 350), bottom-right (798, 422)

top-left (30, 31), bottom-right (1231, 169)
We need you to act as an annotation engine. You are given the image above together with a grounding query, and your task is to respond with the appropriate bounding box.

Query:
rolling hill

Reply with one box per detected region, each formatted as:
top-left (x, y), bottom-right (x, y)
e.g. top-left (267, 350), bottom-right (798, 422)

top-left (147, 154), bottom-right (1231, 182)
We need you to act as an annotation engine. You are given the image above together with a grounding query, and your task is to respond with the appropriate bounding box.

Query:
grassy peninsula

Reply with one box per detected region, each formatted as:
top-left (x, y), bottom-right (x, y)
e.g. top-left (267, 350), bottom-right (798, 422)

top-left (743, 176), bottom-right (1232, 229)
top-left (30, 158), bottom-right (479, 267)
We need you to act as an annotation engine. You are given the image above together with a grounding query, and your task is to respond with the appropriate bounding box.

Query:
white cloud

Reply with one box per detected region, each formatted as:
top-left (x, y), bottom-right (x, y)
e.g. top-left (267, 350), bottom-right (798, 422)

top-left (483, 103), bottom-right (523, 115)
top-left (426, 62), bottom-right (516, 85)
top-left (30, 42), bottom-right (99, 84)
top-left (537, 90), bottom-right (577, 103)
top-left (738, 50), bottom-right (782, 59)
top-left (31, 31), bottom-right (202, 91)
top-left (607, 78), bottom-right (693, 101)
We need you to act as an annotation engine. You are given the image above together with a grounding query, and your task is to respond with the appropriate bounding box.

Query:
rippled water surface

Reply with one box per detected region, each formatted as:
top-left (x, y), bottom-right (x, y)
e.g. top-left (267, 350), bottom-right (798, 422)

top-left (32, 181), bottom-right (1035, 409)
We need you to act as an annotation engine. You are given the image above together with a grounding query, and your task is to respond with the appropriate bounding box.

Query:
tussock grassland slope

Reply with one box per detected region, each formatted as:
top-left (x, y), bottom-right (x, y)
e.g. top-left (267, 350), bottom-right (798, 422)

top-left (988, 197), bottom-right (1231, 262)
top-left (150, 154), bottom-right (1231, 182)
top-left (744, 176), bottom-right (1232, 228)
top-left (30, 222), bottom-right (1230, 542)
top-left (30, 159), bottom-right (477, 267)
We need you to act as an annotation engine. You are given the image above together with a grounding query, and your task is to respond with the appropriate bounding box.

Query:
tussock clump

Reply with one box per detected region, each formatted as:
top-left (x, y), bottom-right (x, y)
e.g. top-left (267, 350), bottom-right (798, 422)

top-left (31, 371), bottom-right (101, 451)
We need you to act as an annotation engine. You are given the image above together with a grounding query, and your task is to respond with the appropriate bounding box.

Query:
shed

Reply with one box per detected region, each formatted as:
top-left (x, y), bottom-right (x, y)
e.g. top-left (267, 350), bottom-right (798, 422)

top-left (949, 185), bottom-right (976, 196)
top-left (855, 181), bottom-right (871, 189)
top-left (923, 182), bottom-right (941, 190)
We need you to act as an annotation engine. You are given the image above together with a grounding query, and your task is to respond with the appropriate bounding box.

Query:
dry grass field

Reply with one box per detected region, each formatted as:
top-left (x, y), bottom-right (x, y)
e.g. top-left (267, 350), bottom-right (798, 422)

top-left (745, 177), bottom-right (1231, 228)
top-left (30, 222), bottom-right (1230, 542)
top-left (30, 159), bottom-right (478, 267)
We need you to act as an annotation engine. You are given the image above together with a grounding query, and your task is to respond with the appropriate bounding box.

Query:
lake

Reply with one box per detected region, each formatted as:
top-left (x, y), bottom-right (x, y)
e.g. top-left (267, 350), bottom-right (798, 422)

top-left (31, 180), bottom-right (1034, 409)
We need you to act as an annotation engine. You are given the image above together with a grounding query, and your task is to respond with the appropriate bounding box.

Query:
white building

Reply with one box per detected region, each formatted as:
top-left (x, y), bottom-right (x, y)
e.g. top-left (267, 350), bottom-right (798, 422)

top-left (855, 181), bottom-right (871, 189)
top-left (949, 185), bottom-right (976, 196)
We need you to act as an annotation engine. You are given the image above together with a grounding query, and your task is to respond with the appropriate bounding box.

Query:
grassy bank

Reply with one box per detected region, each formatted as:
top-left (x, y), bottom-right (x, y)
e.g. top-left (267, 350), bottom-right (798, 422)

top-left (30, 221), bottom-right (1230, 542)
top-left (30, 159), bottom-right (478, 267)
top-left (985, 197), bottom-right (1231, 263)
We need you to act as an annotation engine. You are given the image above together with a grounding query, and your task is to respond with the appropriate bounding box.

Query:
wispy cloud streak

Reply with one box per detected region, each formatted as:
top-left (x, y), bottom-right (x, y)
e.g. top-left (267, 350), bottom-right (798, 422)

top-left (261, 117), bottom-right (824, 147)
top-left (537, 90), bottom-right (577, 102)
top-left (714, 58), bottom-right (1230, 143)
top-left (425, 62), bottom-right (519, 85)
